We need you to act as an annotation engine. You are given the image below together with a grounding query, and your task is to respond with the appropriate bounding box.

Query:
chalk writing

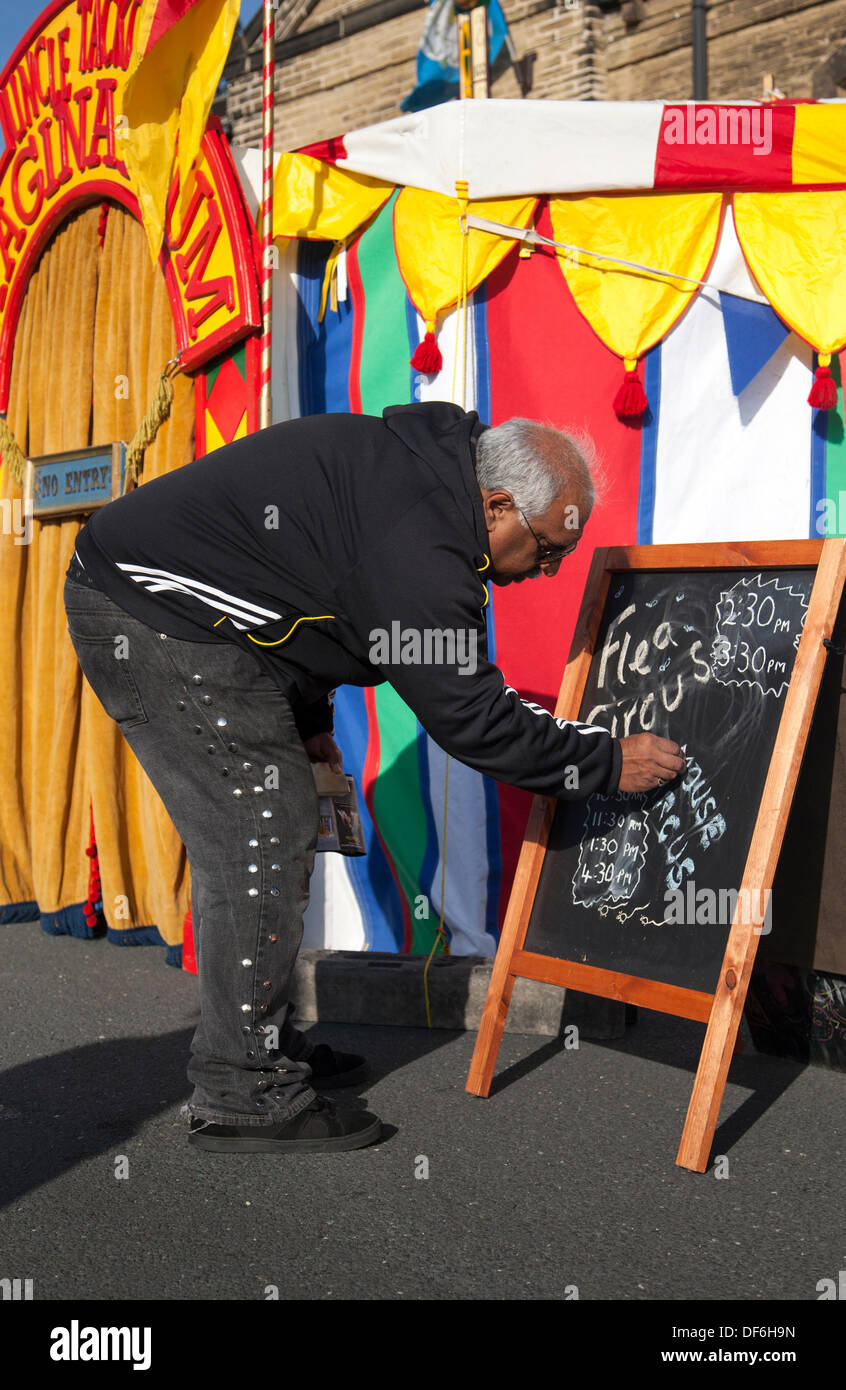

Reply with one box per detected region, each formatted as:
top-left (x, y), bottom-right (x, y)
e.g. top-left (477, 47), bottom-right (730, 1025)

top-left (710, 574), bottom-right (809, 698)
top-left (525, 564), bottom-right (817, 994)
top-left (653, 747), bottom-right (726, 894)
top-left (574, 796), bottom-right (648, 907)
top-left (585, 601), bottom-right (711, 738)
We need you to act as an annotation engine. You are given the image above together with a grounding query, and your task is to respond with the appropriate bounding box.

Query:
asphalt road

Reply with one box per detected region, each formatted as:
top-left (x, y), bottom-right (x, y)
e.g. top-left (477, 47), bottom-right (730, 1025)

top-left (1, 919), bottom-right (844, 1303)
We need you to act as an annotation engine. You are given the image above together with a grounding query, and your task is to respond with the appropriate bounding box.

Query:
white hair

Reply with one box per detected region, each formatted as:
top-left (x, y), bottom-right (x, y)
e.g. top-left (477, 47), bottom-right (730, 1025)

top-left (474, 418), bottom-right (603, 525)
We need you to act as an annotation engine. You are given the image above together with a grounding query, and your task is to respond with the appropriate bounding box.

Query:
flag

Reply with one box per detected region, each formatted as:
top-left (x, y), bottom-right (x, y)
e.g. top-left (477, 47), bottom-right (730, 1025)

top-left (117, 0), bottom-right (240, 267)
top-left (401, 0), bottom-right (507, 114)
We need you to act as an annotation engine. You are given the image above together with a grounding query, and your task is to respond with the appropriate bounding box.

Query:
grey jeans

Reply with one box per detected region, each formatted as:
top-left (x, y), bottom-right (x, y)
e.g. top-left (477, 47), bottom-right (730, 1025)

top-left (63, 561), bottom-right (321, 1127)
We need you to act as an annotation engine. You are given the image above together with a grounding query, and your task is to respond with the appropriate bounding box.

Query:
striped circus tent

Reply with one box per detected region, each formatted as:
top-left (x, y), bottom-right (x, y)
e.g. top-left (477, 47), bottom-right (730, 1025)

top-left (229, 99), bottom-right (846, 956)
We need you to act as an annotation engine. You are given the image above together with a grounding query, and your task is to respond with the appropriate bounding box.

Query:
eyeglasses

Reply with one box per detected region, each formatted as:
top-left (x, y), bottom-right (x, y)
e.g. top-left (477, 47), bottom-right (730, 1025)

top-left (519, 510), bottom-right (579, 566)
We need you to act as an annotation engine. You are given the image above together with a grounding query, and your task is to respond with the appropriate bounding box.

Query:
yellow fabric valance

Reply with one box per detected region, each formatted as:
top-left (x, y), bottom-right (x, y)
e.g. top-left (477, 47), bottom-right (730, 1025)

top-left (733, 191), bottom-right (846, 408)
top-left (394, 186), bottom-right (537, 326)
top-left (733, 190), bottom-right (846, 354)
top-left (272, 154), bottom-right (395, 242)
top-left (548, 191), bottom-right (723, 418)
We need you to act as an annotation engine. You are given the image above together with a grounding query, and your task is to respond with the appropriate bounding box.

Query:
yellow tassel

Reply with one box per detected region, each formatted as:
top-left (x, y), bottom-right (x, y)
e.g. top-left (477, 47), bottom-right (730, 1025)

top-left (318, 240), bottom-right (346, 323)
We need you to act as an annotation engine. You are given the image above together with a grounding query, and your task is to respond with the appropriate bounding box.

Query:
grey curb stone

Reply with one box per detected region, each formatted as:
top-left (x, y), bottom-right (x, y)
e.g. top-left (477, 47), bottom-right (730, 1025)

top-left (292, 949), bottom-right (626, 1038)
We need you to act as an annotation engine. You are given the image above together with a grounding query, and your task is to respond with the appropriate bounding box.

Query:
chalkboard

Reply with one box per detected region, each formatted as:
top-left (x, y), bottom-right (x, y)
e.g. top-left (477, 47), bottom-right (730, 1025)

top-left (524, 565), bottom-right (815, 995)
top-left (467, 540), bottom-right (846, 1172)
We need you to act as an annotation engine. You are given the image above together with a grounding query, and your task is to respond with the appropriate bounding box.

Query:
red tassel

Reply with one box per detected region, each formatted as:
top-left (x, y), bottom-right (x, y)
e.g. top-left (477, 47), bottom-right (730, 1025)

top-left (613, 365), bottom-right (648, 421)
top-left (83, 800), bottom-right (101, 928)
top-left (410, 330), bottom-right (442, 375)
top-left (808, 364), bottom-right (838, 410)
top-left (182, 903), bottom-right (197, 975)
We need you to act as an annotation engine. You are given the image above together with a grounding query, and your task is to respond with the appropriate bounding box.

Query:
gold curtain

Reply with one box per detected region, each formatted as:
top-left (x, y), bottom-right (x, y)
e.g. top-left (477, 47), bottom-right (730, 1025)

top-left (0, 201), bottom-right (195, 948)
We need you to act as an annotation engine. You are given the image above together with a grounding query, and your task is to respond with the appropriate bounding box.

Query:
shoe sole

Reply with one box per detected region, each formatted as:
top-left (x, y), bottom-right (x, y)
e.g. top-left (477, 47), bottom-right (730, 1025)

top-left (187, 1117), bottom-right (383, 1154)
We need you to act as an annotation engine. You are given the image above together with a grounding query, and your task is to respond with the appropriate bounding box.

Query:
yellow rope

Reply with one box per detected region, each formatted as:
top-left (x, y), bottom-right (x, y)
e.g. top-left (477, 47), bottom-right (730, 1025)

top-left (0, 416), bottom-right (29, 489)
top-left (423, 752), bottom-right (451, 1028)
top-left (423, 178), bottom-right (473, 1027)
top-left (123, 353), bottom-right (182, 492)
top-left (452, 178), bottom-right (470, 411)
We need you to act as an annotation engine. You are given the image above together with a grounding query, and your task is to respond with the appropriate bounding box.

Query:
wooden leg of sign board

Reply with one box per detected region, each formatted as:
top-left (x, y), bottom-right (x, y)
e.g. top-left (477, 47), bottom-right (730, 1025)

top-left (466, 795), bottom-right (556, 1095)
top-left (676, 537), bottom-right (846, 1172)
top-left (466, 971), bottom-right (517, 1097)
top-left (676, 929), bottom-right (761, 1173)
top-left (467, 548), bottom-right (614, 1097)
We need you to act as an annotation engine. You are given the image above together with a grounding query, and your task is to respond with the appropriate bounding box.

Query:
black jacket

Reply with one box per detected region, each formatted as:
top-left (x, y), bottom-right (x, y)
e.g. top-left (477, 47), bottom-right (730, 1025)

top-left (74, 402), bottom-right (622, 798)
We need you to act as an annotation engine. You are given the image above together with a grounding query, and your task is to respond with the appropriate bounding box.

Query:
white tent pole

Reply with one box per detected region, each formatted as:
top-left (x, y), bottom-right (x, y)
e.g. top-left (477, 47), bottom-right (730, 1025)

top-left (258, 0), bottom-right (275, 430)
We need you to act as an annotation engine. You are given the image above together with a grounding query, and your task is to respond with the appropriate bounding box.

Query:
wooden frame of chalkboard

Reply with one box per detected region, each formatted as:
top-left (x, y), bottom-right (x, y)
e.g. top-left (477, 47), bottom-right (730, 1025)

top-left (466, 538), bottom-right (846, 1172)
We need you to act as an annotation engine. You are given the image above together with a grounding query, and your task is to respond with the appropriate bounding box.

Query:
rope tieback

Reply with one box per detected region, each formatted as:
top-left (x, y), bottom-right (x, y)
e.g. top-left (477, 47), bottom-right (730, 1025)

top-left (123, 353), bottom-right (183, 492)
top-left (0, 353), bottom-right (183, 495)
top-left (0, 415), bottom-right (29, 489)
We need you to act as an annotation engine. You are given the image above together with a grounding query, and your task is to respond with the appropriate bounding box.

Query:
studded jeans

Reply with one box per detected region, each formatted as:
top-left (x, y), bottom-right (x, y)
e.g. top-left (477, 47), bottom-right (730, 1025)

top-left (63, 559), bottom-right (321, 1127)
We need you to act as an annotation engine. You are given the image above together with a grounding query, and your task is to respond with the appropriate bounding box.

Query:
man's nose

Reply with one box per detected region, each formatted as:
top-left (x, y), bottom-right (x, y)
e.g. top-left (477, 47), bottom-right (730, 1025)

top-left (540, 558), bottom-right (563, 577)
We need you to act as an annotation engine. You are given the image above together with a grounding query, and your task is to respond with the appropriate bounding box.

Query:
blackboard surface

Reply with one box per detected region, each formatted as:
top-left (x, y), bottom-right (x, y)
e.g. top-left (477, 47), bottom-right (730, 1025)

top-left (525, 567), bottom-right (816, 995)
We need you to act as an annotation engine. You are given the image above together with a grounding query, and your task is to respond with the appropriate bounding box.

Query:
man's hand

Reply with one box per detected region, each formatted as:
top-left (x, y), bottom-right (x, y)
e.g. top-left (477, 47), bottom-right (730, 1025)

top-left (617, 734), bottom-right (685, 793)
top-left (303, 732), bottom-right (344, 773)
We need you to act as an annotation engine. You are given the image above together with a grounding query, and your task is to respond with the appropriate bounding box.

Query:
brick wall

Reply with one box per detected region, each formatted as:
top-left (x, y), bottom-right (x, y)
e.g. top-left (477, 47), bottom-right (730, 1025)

top-left (603, 0), bottom-right (846, 101)
top-left (219, 0), bottom-right (846, 150)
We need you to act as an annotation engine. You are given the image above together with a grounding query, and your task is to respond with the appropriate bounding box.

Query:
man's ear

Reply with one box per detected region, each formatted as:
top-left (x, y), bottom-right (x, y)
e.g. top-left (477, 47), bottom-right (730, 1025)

top-left (485, 489), bottom-right (516, 526)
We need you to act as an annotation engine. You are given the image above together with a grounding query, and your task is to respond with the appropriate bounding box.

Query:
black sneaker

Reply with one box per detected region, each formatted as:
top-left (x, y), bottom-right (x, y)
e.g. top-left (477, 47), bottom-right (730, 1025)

top-left (187, 1095), bottom-right (382, 1153)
